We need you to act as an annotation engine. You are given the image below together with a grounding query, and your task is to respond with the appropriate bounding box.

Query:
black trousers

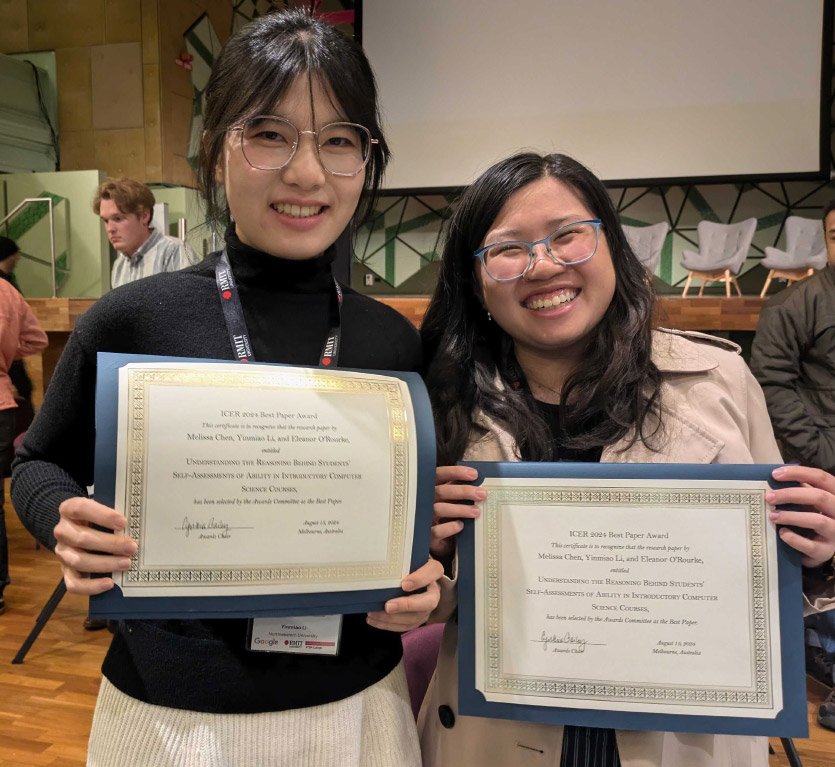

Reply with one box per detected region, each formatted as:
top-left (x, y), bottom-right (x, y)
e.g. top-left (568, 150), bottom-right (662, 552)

top-left (0, 407), bottom-right (17, 594)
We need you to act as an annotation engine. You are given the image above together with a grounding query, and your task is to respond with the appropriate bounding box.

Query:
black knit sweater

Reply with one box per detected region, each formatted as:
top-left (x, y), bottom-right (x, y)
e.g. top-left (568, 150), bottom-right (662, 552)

top-left (11, 229), bottom-right (422, 713)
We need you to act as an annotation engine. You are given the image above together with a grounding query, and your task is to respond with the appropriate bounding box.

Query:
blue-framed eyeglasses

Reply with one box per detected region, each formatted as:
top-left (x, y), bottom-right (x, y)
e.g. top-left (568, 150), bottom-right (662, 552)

top-left (474, 219), bottom-right (603, 282)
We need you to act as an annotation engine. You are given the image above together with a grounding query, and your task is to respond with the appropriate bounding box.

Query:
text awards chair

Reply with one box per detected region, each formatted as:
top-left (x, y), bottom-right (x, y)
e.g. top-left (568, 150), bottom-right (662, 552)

top-left (759, 215), bottom-right (827, 297)
top-left (622, 222), bottom-right (669, 275)
top-left (680, 218), bottom-right (757, 297)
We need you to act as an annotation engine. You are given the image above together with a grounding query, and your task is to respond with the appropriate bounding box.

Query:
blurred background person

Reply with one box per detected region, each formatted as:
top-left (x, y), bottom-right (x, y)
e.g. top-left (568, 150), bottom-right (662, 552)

top-left (0, 237), bottom-right (36, 437)
top-left (751, 201), bottom-right (835, 731)
top-left (0, 238), bottom-right (48, 614)
top-left (93, 178), bottom-right (198, 288)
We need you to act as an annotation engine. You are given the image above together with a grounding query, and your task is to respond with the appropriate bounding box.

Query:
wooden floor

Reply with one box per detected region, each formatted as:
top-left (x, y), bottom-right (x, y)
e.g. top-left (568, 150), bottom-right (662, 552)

top-left (1, 488), bottom-right (835, 766)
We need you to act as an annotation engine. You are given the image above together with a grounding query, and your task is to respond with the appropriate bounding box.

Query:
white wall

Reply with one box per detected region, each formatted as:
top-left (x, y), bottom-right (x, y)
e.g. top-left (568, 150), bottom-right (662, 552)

top-left (364, 0), bottom-right (825, 189)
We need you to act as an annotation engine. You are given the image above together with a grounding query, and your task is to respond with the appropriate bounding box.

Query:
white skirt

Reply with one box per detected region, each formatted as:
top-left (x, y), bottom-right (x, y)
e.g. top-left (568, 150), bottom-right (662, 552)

top-left (87, 661), bottom-right (420, 767)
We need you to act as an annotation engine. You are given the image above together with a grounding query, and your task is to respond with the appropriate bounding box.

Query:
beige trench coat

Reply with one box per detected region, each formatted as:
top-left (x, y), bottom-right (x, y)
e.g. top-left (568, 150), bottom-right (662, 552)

top-left (419, 329), bottom-right (834, 767)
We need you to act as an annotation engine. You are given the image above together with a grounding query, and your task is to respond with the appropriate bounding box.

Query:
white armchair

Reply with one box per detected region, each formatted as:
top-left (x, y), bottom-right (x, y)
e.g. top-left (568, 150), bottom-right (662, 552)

top-left (680, 218), bottom-right (757, 297)
top-left (759, 215), bottom-right (826, 297)
top-left (622, 222), bottom-right (669, 275)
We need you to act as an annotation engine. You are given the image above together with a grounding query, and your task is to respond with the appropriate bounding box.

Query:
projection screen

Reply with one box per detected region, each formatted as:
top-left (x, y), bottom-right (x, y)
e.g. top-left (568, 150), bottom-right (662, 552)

top-left (361, 0), bottom-right (829, 191)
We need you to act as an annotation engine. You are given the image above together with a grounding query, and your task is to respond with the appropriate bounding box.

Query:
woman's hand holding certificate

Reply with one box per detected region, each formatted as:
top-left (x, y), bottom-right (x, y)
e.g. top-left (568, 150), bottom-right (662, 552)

top-left (54, 498), bottom-right (134, 595)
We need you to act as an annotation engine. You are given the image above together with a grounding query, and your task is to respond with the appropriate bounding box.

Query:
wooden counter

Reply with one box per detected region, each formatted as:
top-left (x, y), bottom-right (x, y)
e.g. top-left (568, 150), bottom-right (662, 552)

top-left (372, 296), bottom-right (768, 331)
top-left (25, 296), bottom-right (769, 335)
top-left (23, 295), bottom-right (768, 408)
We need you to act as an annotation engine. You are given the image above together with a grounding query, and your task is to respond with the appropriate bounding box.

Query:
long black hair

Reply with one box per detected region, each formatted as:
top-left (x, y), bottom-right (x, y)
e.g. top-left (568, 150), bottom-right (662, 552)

top-left (422, 152), bottom-right (662, 464)
top-left (198, 9), bottom-right (390, 230)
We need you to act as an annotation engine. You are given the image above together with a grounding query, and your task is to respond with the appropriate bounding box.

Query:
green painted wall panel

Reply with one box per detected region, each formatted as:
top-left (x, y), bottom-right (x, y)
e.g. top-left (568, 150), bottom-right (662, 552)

top-left (2, 170), bottom-right (108, 297)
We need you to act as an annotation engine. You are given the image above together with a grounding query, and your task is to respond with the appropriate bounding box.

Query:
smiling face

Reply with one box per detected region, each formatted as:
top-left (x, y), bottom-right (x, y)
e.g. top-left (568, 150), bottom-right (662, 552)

top-left (98, 199), bottom-right (152, 257)
top-left (219, 75), bottom-right (365, 260)
top-left (475, 176), bottom-right (616, 364)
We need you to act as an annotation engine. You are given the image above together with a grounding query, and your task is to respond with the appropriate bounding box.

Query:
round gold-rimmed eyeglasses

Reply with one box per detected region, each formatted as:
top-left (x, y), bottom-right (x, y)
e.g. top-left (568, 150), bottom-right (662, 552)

top-left (231, 115), bottom-right (378, 176)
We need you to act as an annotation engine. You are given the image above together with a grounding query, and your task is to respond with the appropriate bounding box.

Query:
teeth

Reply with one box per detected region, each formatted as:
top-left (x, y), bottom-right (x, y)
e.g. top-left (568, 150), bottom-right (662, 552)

top-left (525, 290), bottom-right (578, 310)
top-left (272, 203), bottom-right (323, 218)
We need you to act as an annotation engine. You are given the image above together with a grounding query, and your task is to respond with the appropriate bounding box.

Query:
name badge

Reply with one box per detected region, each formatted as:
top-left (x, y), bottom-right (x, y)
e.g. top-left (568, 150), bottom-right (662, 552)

top-left (248, 615), bottom-right (342, 656)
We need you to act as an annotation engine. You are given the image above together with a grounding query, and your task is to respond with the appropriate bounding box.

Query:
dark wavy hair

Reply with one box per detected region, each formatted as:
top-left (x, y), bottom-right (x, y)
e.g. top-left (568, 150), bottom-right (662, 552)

top-left (422, 152), bottom-right (663, 464)
top-left (198, 9), bottom-right (390, 231)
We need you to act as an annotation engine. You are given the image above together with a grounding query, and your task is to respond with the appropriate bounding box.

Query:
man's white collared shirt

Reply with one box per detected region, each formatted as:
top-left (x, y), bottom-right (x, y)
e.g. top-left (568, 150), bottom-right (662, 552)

top-left (111, 229), bottom-right (199, 288)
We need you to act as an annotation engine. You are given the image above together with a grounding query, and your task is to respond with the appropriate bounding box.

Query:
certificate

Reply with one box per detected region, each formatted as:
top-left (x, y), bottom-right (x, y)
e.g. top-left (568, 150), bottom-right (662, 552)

top-left (457, 462), bottom-right (807, 737)
top-left (89, 353), bottom-right (435, 619)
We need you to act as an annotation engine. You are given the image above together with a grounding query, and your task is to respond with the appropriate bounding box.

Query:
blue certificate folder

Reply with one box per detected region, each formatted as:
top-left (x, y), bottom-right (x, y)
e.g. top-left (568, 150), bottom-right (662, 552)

top-left (89, 352), bottom-right (435, 620)
top-left (457, 461), bottom-right (808, 737)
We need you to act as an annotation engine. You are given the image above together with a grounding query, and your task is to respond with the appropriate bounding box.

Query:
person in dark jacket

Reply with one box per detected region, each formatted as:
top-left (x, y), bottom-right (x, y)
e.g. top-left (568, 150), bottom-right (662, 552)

top-left (751, 200), bottom-right (835, 731)
top-left (750, 202), bottom-right (835, 474)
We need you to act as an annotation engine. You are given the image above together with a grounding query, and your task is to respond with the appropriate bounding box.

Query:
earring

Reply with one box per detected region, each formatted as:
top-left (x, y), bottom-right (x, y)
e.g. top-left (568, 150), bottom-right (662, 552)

top-left (487, 311), bottom-right (492, 321)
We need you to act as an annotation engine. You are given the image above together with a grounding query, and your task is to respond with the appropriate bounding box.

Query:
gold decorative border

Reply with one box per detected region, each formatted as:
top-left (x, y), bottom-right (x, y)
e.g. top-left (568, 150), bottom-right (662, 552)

top-left (122, 367), bottom-right (408, 587)
top-left (482, 486), bottom-right (772, 710)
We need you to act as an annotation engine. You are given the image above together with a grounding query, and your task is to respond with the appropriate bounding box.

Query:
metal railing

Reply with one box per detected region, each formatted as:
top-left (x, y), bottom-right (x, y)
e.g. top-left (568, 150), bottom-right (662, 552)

top-left (0, 197), bottom-right (58, 297)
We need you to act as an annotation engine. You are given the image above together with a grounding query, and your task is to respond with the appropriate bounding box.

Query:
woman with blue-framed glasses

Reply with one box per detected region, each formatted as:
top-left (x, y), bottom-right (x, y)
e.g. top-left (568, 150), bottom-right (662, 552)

top-left (418, 152), bottom-right (835, 767)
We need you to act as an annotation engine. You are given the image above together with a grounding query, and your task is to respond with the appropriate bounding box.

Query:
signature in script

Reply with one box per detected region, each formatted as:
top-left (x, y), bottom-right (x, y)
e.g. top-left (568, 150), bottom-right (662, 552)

top-left (532, 631), bottom-right (606, 653)
top-left (175, 517), bottom-right (253, 538)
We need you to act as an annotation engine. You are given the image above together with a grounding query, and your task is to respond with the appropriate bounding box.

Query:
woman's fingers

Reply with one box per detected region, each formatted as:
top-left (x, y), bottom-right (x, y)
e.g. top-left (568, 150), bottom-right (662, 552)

top-left (769, 466), bottom-right (835, 567)
top-left (772, 465), bottom-right (835, 494)
top-left (776, 525), bottom-right (834, 568)
top-left (434, 465), bottom-right (485, 521)
top-left (433, 501), bottom-right (480, 521)
top-left (436, 465), bottom-right (479, 485)
top-left (431, 465), bottom-right (483, 557)
top-left (54, 543), bottom-right (133, 575)
top-left (368, 579), bottom-right (441, 632)
top-left (60, 563), bottom-right (116, 595)
top-left (58, 496), bottom-right (128, 531)
top-left (400, 558), bottom-right (444, 591)
top-left (54, 518), bottom-right (137, 556)
top-left (54, 497), bottom-right (134, 595)
top-left (383, 579), bottom-right (440, 617)
top-left (431, 520), bottom-right (464, 547)
top-left (367, 561), bottom-right (443, 631)
top-left (434, 482), bottom-right (485, 505)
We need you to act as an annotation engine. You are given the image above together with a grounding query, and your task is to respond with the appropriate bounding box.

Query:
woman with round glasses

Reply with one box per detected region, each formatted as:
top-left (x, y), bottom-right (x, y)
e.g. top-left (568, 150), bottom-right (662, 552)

top-left (418, 152), bottom-right (835, 767)
top-left (11, 10), bottom-right (439, 766)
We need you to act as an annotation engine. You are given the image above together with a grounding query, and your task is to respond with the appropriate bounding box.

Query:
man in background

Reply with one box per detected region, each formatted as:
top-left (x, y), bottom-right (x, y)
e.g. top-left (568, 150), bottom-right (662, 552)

top-left (751, 200), bottom-right (835, 730)
top-left (94, 178), bottom-right (198, 288)
top-left (0, 237), bottom-right (48, 615)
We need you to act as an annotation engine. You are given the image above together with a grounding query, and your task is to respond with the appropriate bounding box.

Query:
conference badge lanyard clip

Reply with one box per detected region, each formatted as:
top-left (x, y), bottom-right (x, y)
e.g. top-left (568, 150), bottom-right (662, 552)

top-left (216, 249), bottom-right (343, 655)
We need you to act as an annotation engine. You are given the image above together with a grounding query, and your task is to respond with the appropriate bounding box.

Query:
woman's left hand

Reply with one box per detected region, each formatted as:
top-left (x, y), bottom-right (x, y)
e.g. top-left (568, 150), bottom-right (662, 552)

top-left (768, 465), bottom-right (835, 568)
top-left (366, 558), bottom-right (444, 632)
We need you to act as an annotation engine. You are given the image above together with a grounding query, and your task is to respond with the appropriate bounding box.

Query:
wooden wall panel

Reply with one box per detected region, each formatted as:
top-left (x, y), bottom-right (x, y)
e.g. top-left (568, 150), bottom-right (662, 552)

top-left (91, 41), bottom-right (144, 130)
top-left (155, 1), bottom-right (232, 187)
top-left (93, 127), bottom-right (146, 179)
top-left (159, 1), bottom-right (201, 100)
top-left (59, 130), bottom-right (96, 171)
top-left (205, 0), bottom-right (233, 39)
top-left (140, 0), bottom-right (158, 65)
top-left (13, 0), bottom-right (232, 185)
top-left (161, 88), bottom-right (195, 186)
top-left (105, 0), bottom-right (141, 44)
top-left (28, 0), bottom-right (106, 50)
top-left (0, 0), bottom-right (29, 53)
top-left (55, 47), bottom-right (93, 132)
top-left (143, 63), bottom-right (162, 180)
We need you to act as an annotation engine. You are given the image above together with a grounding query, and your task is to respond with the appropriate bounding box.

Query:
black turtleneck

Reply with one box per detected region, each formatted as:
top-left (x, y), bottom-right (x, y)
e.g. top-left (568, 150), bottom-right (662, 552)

top-left (11, 229), bottom-right (422, 713)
